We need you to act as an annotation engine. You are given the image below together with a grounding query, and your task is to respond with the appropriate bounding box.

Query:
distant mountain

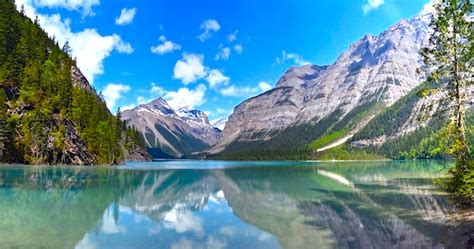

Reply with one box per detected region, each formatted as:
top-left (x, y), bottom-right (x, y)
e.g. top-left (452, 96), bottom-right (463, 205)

top-left (209, 12), bottom-right (433, 158)
top-left (121, 98), bottom-right (221, 158)
top-left (211, 118), bottom-right (228, 131)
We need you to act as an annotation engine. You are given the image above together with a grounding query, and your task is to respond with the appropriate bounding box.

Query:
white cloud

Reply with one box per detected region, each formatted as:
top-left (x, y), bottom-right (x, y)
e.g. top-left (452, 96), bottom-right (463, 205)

top-left (276, 50), bottom-right (309, 66)
top-left (151, 35), bottom-right (181, 55)
top-left (121, 83), bottom-right (167, 111)
top-left (215, 44), bottom-right (231, 60)
top-left (115, 39), bottom-right (134, 53)
top-left (121, 104), bottom-right (136, 111)
top-left (164, 84), bottom-right (207, 109)
top-left (136, 96), bottom-right (147, 105)
top-left (171, 239), bottom-right (194, 249)
top-left (258, 81), bottom-right (272, 91)
top-left (115, 8), bottom-right (136, 25)
top-left (220, 81), bottom-right (272, 97)
top-left (206, 69), bottom-right (230, 88)
top-left (362, 0), bottom-right (384, 14)
top-left (220, 85), bottom-right (251, 97)
top-left (198, 19), bottom-right (220, 42)
top-left (233, 44), bottom-right (243, 54)
top-left (420, 0), bottom-right (435, 15)
top-left (102, 83), bottom-right (131, 110)
top-left (68, 29), bottom-right (133, 82)
top-left (227, 30), bottom-right (238, 42)
top-left (31, 0), bottom-right (99, 16)
top-left (150, 83), bottom-right (167, 96)
top-left (173, 53), bottom-right (207, 84)
top-left (15, 1), bottom-right (133, 84)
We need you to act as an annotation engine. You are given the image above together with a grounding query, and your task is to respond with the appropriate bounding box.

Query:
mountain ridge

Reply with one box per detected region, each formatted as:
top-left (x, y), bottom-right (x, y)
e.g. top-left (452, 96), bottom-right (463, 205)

top-left (208, 11), bottom-right (433, 157)
top-left (122, 97), bottom-right (221, 158)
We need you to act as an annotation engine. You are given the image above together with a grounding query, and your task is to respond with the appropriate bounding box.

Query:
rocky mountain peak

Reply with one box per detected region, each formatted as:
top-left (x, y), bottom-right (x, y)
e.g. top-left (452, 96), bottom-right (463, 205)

top-left (122, 97), bottom-right (221, 158)
top-left (276, 64), bottom-right (328, 88)
top-left (137, 97), bottom-right (176, 117)
top-left (177, 108), bottom-right (211, 125)
top-left (210, 11), bottom-right (432, 154)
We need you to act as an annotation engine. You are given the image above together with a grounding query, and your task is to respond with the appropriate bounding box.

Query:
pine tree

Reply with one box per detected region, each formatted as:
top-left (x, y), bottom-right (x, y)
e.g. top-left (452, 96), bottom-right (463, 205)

top-left (62, 41), bottom-right (72, 56)
top-left (421, 0), bottom-right (473, 203)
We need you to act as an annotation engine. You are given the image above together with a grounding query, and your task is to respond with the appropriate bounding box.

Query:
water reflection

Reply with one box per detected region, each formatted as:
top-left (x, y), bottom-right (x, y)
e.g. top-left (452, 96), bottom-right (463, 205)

top-left (0, 161), bottom-right (470, 249)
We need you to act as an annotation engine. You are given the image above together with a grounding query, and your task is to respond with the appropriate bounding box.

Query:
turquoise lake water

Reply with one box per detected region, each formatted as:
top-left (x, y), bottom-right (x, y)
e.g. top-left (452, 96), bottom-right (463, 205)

top-left (0, 160), bottom-right (469, 248)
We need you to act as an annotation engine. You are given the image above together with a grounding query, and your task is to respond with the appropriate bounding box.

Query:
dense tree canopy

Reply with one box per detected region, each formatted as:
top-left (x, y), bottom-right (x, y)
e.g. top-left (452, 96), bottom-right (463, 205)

top-left (0, 0), bottom-right (146, 164)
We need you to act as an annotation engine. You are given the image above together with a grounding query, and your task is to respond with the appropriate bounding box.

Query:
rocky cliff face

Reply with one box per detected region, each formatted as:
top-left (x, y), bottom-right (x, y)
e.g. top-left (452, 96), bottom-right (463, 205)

top-left (211, 12), bottom-right (431, 154)
top-left (70, 66), bottom-right (94, 93)
top-left (121, 98), bottom-right (221, 158)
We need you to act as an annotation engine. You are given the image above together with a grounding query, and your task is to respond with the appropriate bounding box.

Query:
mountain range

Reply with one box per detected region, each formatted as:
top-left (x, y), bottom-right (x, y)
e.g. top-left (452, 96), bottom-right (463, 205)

top-left (124, 10), bottom-right (465, 160)
top-left (4, 0), bottom-right (469, 162)
top-left (207, 12), bottom-right (434, 158)
top-left (121, 98), bottom-right (221, 158)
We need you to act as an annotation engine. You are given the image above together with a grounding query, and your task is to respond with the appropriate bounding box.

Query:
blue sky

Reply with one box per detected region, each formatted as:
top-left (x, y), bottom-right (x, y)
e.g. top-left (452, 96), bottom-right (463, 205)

top-left (16, 0), bottom-right (430, 122)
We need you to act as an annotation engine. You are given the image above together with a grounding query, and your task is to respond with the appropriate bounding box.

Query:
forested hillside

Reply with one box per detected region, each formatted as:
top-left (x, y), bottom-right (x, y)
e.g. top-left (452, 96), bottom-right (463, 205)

top-left (210, 82), bottom-right (473, 161)
top-left (0, 0), bottom-right (148, 165)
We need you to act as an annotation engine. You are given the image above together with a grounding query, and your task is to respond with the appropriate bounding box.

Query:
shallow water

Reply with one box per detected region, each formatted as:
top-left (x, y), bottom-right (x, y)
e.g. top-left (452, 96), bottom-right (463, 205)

top-left (0, 160), bottom-right (468, 248)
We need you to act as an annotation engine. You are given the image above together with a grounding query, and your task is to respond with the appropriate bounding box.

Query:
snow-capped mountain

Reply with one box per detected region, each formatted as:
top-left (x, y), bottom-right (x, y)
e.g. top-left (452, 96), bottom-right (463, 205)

top-left (121, 98), bottom-right (221, 158)
top-left (211, 118), bottom-right (228, 131)
top-left (210, 12), bottom-right (432, 154)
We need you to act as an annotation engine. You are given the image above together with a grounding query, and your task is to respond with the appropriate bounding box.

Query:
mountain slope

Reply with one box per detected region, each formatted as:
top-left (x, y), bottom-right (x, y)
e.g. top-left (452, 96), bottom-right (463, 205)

top-left (210, 12), bottom-right (431, 157)
top-left (122, 98), bottom-right (221, 158)
top-left (0, 0), bottom-right (148, 165)
top-left (349, 82), bottom-right (474, 159)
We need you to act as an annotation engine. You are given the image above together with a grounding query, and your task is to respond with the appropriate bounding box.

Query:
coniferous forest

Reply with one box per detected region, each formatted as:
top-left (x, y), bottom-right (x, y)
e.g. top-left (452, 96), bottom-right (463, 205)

top-left (0, 0), bottom-right (147, 165)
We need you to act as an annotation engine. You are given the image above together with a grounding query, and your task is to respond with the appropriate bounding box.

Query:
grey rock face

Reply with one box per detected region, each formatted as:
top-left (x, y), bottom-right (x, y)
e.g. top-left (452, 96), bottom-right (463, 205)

top-left (212, 13), bottom-right (431, 153)
top-left (122, 98), bottom-right (221, 157)
top-left (71, 66), bottom-right (94, 93)
top-left (275, 64), bottom-right (328, 89)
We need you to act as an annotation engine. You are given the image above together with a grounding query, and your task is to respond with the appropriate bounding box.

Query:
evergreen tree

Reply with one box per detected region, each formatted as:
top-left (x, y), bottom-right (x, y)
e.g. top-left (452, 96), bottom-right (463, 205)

top-left (0, 0), bottom-right (149, 165)
top-left (62, 41), bottom-right (72, 56)
top-left (421, 0), bottom-right (473, 203)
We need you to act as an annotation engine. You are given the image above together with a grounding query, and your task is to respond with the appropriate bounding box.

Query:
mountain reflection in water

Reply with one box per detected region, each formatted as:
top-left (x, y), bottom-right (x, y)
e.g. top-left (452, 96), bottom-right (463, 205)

top-left (0, 160), bottom-right (471, 249)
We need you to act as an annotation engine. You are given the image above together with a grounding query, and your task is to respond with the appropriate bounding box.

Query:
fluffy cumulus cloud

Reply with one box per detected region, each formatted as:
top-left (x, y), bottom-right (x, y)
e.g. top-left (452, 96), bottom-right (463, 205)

top-left (115, 8), bottom-right (137, 25)
top-left (173, 53), bottom-right (207, 84)
top-left (206, 69), bottom-right (230, 88)
top-left (15, 0), bottom-right (133, 84)
top-left (198, 19), bottom-right (220, 41)
top-left (120, 83), bottom-right (168, 111)
top-left (362, 0), bottom-right (384, 14)
top-left (258, 81), bottom-right (272, 91)
top-left (31, 0), bottom-right (100, 16)
top-left (151, 35), bottom-right (181, 55)
top-left (164, 84), bottom-right (207, 109)
top-left (150, 82), bottom-right (167, 96)
top-left (215, 44), bottom-right (231, 60)
top-left (102, 83), bottom-right (131, 110)
top-left (64, 27), bottom-right (133, 83)
top-left (220, 82), bottom-right (272, 97)
top-left (275, 50), bottom-right (309, 66)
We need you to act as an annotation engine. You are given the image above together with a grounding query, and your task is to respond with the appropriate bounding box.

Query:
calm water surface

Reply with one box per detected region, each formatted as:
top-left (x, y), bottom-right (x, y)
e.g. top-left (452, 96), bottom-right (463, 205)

top-left (0, 160), bottom-right (470, 249)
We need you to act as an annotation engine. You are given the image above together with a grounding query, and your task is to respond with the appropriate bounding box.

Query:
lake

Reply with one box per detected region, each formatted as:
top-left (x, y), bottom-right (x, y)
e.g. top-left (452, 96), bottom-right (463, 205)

top-left (0, 160), bottom-right (471, 249)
